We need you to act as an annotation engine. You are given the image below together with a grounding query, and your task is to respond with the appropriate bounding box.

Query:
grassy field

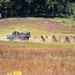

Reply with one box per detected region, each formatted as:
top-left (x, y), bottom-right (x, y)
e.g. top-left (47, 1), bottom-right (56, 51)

top-left (0, 17), bottom-right (75, 40)
top-left (0, 24), bottom-right (50, 38)
top-left (0, 18), bottom-right (75, 75)
top-left (0, 41), bottom-right (75, 49)
top-left (0, 20), bottom-right (50, 40)
top-left (0, 45), bottom-right (75, 75)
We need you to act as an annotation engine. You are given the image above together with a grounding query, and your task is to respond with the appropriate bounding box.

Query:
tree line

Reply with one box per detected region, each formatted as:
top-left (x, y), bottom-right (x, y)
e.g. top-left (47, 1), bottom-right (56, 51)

top-left (0, 0), bottom-right (75, 18)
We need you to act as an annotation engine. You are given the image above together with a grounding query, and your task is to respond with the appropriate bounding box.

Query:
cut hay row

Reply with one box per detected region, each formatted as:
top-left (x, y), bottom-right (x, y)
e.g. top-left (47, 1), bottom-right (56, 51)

top-left (31, 35), bottom-right (75, 43)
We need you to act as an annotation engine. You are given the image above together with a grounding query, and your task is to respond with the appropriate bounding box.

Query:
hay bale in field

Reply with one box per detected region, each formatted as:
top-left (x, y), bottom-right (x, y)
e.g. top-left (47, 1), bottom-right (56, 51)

top-left (59, 36), bottom-right (69, 43)
top-left (54, 36), bottom-right (60, 42)
top-left (42, 36), bottom-right (48, 41)
top-left (45, 35), bottom-right (57, 42)
top-left (68, 36), bottom-right (75, 43)
top-left (32, 36), bottom-right (45, 42)
top-left (41, 36), bottom-right (45, 41)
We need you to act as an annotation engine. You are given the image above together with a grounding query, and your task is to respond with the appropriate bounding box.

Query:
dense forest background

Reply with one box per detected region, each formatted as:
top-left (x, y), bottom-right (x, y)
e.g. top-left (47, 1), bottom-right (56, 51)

top-left (0, 0), bottom-right (75, 18)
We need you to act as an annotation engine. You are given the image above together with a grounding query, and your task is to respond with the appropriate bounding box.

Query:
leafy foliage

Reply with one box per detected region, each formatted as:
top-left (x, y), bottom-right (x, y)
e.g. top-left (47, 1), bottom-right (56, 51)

top-left (0, 0), bottom-right (74, 18)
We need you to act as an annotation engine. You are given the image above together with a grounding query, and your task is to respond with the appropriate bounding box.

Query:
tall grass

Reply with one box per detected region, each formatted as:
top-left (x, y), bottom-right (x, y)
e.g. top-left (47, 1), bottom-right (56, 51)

top-left (0, 54), bottom-right (75, 75)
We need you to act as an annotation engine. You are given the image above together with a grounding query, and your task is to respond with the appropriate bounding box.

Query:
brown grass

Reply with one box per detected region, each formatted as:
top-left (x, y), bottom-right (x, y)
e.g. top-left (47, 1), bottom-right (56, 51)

top-left (0, 46), bottom-right (75, 75)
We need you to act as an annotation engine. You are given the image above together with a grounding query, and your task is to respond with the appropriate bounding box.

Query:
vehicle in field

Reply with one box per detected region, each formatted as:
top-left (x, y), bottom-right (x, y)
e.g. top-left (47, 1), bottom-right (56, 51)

top-left (6, 31), bottom-right (30, 41)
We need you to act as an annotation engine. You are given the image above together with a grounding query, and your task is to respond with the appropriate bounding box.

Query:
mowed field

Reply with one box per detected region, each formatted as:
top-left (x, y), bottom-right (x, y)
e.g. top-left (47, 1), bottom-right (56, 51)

top-left (0, 18), bottom-right (75, 75)
top-left (0, 17), bottom-right (75, 40)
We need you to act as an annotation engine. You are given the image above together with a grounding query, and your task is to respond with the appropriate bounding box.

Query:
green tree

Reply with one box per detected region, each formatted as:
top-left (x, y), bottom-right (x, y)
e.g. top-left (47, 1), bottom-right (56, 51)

top-left (0, 0), bottom-right (73, 18)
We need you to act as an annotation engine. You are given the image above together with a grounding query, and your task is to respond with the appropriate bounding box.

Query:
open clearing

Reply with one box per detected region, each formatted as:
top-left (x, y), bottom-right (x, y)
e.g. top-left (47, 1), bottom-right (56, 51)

top-left (0, 18), bottom-right (75, 40)
top-left (0, 18), bottom-right (75, 75)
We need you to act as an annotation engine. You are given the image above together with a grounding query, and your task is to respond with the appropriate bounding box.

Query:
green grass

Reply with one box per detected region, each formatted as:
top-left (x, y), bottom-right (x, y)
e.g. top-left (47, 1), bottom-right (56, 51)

top-left (51, 17), bottom-right (75, 26)
top-left (72, 3), bottom-right (75, 16)
top-left (51, 17), bottom-right (71, 22)
top-left (0, 41), bottom-right (75, 49)
top-left (0, 24), bottom-right (51, 40)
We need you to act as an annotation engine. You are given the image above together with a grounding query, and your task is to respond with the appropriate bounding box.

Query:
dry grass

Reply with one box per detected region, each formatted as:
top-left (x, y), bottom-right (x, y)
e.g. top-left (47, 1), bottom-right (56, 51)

top-left (0, 46), bottom-right (75, 75)
top-left (0, 59), bottom-right (75, 75)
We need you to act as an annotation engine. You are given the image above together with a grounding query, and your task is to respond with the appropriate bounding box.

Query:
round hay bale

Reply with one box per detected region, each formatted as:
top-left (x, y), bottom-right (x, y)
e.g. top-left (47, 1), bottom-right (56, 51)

top-left (46, 35), bottom-right (57, 42)
top-left (32, 36), bottom-right (45, 42)
top-left (68, 36), bottom-right (75, 43)
top-left (59, 36), bottom-right (69, 43)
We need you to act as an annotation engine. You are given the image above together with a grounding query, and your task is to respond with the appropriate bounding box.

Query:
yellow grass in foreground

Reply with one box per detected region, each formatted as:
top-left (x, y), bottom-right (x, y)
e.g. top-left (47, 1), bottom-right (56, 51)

top-left (0, 45), bottom-right (75, 75)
